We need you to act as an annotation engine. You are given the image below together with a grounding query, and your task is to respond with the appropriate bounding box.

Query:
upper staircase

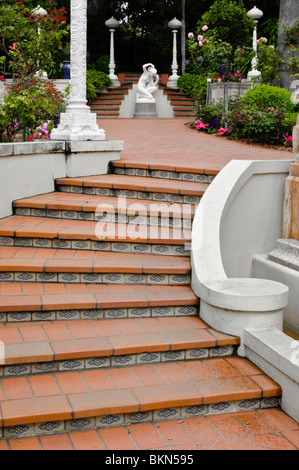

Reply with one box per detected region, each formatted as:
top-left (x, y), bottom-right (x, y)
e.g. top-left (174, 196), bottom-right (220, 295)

top-left (0, 155), bottom-right (283, 444)
top-left (88, 72), bottom-right (196, 119)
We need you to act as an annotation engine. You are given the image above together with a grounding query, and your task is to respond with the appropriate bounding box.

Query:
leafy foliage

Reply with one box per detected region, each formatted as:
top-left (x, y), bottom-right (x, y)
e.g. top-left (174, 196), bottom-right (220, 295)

top-left (86, 70), bottom-right (112, 102)
top-left (177, 73), bottom-right (207, 99)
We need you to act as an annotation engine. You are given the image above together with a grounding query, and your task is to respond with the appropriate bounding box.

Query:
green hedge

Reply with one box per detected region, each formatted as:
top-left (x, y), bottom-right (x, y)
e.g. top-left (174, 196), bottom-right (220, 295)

top-left (177, 73), bottom-right (207, 100)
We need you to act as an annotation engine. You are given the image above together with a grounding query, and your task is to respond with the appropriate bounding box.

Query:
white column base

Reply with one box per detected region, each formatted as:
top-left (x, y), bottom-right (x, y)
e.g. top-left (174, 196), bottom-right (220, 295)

top-left (51, 111), bottom-right (106, 141)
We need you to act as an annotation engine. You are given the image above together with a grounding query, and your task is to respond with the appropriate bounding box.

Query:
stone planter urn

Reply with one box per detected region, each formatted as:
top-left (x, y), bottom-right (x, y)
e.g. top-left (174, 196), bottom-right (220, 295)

top-left (211, 81), bottom-right (252, 103)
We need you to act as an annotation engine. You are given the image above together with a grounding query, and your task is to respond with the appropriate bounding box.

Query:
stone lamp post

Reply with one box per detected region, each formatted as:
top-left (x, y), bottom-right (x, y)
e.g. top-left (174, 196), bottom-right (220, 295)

top-left (167, 17), bottom-right (182, 89)
top-left (32, 5), bottom-right (48, 78)
top-left (105, 16), bottom-right (120, 87)
top-left (51, 0), bottom-right (105, 141)
top-left (247, 6), bottom-right (263, 80)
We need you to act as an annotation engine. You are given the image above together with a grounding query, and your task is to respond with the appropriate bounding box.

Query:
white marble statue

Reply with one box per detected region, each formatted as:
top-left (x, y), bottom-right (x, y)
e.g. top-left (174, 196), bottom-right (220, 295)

top-left (136, 63), bottom-right (159, 102)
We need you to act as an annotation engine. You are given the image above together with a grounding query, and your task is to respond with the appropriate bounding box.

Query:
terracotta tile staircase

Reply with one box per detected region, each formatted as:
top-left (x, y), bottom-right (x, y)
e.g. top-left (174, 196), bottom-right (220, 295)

top-left (0, 157), bottom-right (282, 441)
top-left (88, 72), bottom-right (196, 119)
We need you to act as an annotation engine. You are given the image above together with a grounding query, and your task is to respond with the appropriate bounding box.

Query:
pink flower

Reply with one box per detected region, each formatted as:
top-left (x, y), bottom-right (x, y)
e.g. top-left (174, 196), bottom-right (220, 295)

top-left (33, 132), bottom-right (41, 139)
top-left (12, 42), bottom-right (17, 50)
top-left (234, 73), bottom-right (238, 78)
top-left (27, 137), bottom-right (33, 142)
top-left (202, 25), bottom-right (208, 31)
top-left (198, 41), bottom-right (203, 47)
top-left (188, 32), bottom-right (194, 38)
top-left (218, 127), bottom-right (229, 135)
top-left (197, 35), bottom-right (203, 41)
top-left (196, 120), bottom-right (207, 130)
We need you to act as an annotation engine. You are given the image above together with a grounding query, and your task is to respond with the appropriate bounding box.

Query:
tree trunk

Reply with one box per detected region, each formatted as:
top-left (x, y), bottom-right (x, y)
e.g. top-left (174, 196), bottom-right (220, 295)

top-left (277, 0), bottom-right (299, 90)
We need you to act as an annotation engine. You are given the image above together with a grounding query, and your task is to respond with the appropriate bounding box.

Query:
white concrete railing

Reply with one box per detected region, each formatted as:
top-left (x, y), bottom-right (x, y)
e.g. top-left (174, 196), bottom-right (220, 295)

top-left (0, 140), bottom-right (123, 219)
top-left (191, 159), bottom-right (291, 356)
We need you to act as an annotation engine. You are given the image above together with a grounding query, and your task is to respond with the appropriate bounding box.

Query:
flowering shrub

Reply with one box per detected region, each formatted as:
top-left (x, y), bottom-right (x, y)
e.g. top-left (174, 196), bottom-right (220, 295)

top-left (0, 76), bottom-right (64, 142)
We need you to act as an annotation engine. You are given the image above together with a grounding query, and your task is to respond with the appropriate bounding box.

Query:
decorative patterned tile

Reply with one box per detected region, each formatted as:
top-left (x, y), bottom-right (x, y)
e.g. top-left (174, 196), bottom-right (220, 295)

top-left (114, 167), bottom-right (125, 175)
top-left (153, 408), bottom-right (180, 421)
top-left (137, 352), bottom-right (161, 364)
top-left (128, 307), bottom-right (150, 318)
top-left (162, 350), bottom-right (185, 362)
top-left (131, 244), bottom-right (151, 254)
top-left (15, 272), bottom-right (36, 282)
top-left (137, 192), bottom-right (152, 200)
top-left (8, 312), bottom-right (31, 322)
top-left (169, 274), bottom-right (190, 285)
top-left (208, 402), bottom-right (235, 415)
top-left (58, 359), bottom-right (84, 371)
top-left (96, 414), bottom-right (124, 428)
top-left (62, 211), bottom-right (77, 219)
top-left (175, 306), bottom-right (198, 316)
top-left (235, 399), bottom-right (259, 411)
top-left (261, 396), bottom-right (280, 409)
top-left (0, 237), bottom-right (14, 246)
top-left (102, 273), bottom-right (125, 284)
top-left (35, 421), bottom-right (65, 436)
top-left (53, 239), bottom-right (71, 249)
top-left (96, 188), bottom-right (110, 196)
top-left (57, 310), bottom-right (80, 320)
top-left (195, 174), bottom-right (208, 183)
top-left (32, 362), bottom-right (57, 375)
top-left (168, 194), bottom-right (183, 203)
top-left (0, 272), bottom-right (14, 282)
top-left (36, 273), bottom-right (58, 283)
top-left (80, 273), bottom-right (101, 283)
top-left (147, 274), bottom-right (168, 284)
top-left (181, 405), bottom-right (207, 418)
top-left (158, 171), bottom-right (170, 179)
top-left (124, 168), bottom-right (135, 176)
top-left (152, 245), bottom-right (172, 255)
top-left (66, 418), bottom-right (94, 432)
top-left (31, 209), bottom-right (47, 217)
top-left (111, 243), bottom-right (131, 253)
top-left (92, 241), bottom-right (111, 251)
top-left (125, 411), bottom-right (152, 424)
top-left (135, 169), bottom-right (146, 177)
top-left (170, 172), bottom-right (181, 180)
top-left (47, 210), bottom-right (62, 218)
top-left (85, 357), bottom-right (110, 369)
top-left (33, 311), bottom-right (56, 321)
top-left (4, 424), bottom-right (35, 439)
top-left (111, 355), bottom-right (136, 367)
top-left (125, 274), bottom-right (146, 284)
top-left (81, 309), bottom-right (104, 320)
top-left (183, 195), bottom-right (200, 204)
top-left (173, 246), bottom-right (191, 256)
top-left (4, 364), bottom-right (30, 377)
top-left (14, 238), bottom-right (33, 247)
top-left (71, 186), bottom-right (83, 194)
top-left (15, 207), bottom-right (30, 216)
top-left (152, 306), bottom-right (174, 317)
top-left (78, 212), bottom-right (94, 221)
top-left (210, 346), bottom-right (234, 357)
top-left (182, 173), bottom-right (195, 181)
top-left (185, 348), bottom-right (209, 360)
top-left (104, 308), bottom-right (127, 319)
top-left (84, 187), bottom-right (96, 195)
top-left (58, 185), bottom-right (71, 193)
top-left (152, 193), bottom-right (168, 202)
top-left (33, 238), bottom-right (52, 248)
top-left (58, 273), bottom-right (80, 283)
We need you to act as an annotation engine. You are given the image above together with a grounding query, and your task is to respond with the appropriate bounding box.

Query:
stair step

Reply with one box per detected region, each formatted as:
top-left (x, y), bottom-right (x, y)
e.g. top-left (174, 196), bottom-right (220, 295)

top-left (56, 174), bottom-right (207, 205)
top-left (13, 192), bottom-right (195, 229)
top-left (0, 316), bottom-right (239, 376)
top-left (0, 283), bottom-right (199, 322)
top-left (0, 246), bottom-right (191, 285)
top-left (0, 355), bottom-right (281, 439)
top-left (110, 161), bottom-right (219, 182)
top-left (0, 215), bottom-right (191, 257)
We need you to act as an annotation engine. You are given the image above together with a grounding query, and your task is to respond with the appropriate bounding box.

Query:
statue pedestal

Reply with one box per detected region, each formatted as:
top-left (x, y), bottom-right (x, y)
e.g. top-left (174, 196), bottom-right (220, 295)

top-left (134, 101), bottom-right (157, 119)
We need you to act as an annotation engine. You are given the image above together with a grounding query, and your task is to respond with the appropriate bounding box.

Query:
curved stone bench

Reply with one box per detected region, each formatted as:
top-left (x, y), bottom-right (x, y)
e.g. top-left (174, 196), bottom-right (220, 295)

top-left (191, 159), bottom-right (290, 356)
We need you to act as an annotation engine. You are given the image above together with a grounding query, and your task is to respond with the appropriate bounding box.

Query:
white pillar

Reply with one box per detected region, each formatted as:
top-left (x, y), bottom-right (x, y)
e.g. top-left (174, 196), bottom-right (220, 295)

top-left (167, 18), bottom-right (182, 89)
top-left (105, 17), bottom-right (120, 87)
top-left (51, 0), bottom-right (105, 141)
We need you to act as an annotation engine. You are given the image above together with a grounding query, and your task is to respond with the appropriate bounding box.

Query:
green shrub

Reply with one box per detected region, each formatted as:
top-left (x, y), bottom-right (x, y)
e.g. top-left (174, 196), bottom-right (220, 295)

top-left (0, 76), bottom-right (64, 141)
top-left (241, 84), bottom-right (297, 112)
top-left (86, 70), bottom-right (112, 102)
top-left (177, 73), bottom-right (207, 100)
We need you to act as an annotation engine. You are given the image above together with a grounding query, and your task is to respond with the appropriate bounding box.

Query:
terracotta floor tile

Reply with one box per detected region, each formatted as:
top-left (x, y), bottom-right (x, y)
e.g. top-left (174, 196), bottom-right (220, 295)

top-left (28, 374), bottom-right (61, 397)
top-left (111, 318), bottom-right (144, 335)
top-left (0, 328), bottom-right (23, 345)
top-left (68, 430), bottom-right (106, 450)
top-left (0, 283), bottom-right (23, 296)
top-left (130, 364), bottom-right (167, 387)
top-left (162, 328), bottom-right (216, 350)
top-left (99, 426), bottom-right (138, 450)
top-left (234, 410), bottom-right (277, 435)
top-left (65, 321), bottom-right (97, 339)
top-left (9, 436), bottom-right (42, 451)
top-left (19, 325), bottom-right (49, 343)
top-left (42, 323), bottom-right (73, 342)
top-left (259, 408), bottom-right (299, 432)
top-left (2, 377), bottom-right (33, 400)
top-left (134, 382), bottom-right (201, 412)
top-left (4, 341), bottom-right (54, 365)
top-left (179, 361), bottom-right (217, 381)
top-left (127, 422), bottom-right (168, 449)
top-left (249, 433), bottom-right (298, 450)
top-left (201, 358), bottom-right (242, 379)
top-left (109, 332), bottom-right (170, 356)
top-left (68, 388), bottom-right (139, 418)
top-left (107, 367), bottom-right (143, 389)
top-left (39, 433), bottom-right (74, 450)
top-left (154, 420), bottom-right (196, 446)
top-left (207, 413), bottom-right (251, 439)
top-left (225, 356), bottom-right (263, 376)
top-left (249, 374), bottom-right (281, 398)
top-left (55, 372), bottom-right (89, 395)
top-left (51, 337), bottom-right (113, 360)
top-left (2, 395), bottom-right (72, 426)
top-left (195, 376), bottom-right (261, 404)
top-left (155, 362), bottom-right (192, 384)
top-left (183, 415), bottom-right (223, 443)
top-left (89, 319), bottom-right (121, 337)
top-left (282, 430), bottom-right (299, 448)
top-left (81, 369), bottom-right (115, 392)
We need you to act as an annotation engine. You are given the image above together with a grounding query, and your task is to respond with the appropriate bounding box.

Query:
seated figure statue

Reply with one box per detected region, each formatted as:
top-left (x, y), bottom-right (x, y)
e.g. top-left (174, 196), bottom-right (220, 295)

top-left (136, 63), bottom-right (159, 102)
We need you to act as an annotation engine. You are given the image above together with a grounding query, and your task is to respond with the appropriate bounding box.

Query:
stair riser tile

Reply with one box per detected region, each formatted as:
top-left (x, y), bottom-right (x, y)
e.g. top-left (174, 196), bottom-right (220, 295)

top-left (0, 306), bottom-right (198, 323)
top-left (56, 185), bottom-right (202, 205)
top-left (1, 396), bottom-right (281, 439)
top-left (0, 238), bottom-right (191, 257)
top-left (112, 167), bottom-right (215, 184)
top-left (0, 346), bottom-right (235, 378)
top-left (14, 208), bottom-right (193, 229)
top-left (0, 272), bottom-right (190, 285)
